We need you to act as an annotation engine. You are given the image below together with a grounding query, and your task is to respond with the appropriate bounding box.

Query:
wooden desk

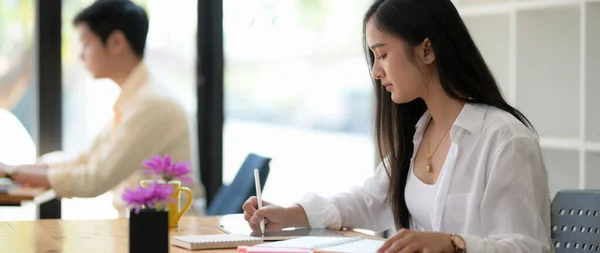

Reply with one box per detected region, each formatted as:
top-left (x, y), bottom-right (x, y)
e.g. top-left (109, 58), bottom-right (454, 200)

top-left (0, 215), bottom-right (381, 253)
top-left (0, 187), bottom-right (51, 206)
top-left (0, 187), bottom-right (59, 219)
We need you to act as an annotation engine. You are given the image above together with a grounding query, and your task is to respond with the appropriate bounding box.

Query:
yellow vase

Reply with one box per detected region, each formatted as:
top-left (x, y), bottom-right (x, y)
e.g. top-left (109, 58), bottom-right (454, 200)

top-left (140, 180), bottom-right (193, 228)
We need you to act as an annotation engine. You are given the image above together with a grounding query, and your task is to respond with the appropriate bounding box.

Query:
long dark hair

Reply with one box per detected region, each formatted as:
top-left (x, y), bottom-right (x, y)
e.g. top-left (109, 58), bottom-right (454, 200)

top-left (362, 0), bottom-right (535, 229)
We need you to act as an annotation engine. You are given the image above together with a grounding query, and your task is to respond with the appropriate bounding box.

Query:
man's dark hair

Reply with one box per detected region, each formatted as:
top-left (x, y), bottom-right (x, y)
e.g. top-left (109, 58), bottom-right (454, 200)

top-left (73, 0), bottom-right (149, 58)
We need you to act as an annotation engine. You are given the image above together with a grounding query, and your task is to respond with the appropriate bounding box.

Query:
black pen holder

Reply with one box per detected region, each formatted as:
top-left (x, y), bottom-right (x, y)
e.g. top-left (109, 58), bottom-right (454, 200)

top-left (129, 209), bottom-right (169, 253)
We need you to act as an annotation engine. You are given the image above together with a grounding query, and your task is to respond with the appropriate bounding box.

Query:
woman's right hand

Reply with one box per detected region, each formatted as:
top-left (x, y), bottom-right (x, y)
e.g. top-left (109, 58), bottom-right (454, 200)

top-left (242, 196), bottom-right (310, 232)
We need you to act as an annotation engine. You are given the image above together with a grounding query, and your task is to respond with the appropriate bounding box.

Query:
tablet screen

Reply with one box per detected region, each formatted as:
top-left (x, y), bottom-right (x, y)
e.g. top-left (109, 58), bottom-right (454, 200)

top-left (250, 228), bottom-right (346, 241)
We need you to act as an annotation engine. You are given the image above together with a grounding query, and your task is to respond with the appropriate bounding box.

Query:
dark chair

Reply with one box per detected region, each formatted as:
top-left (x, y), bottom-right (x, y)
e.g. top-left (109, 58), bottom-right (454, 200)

top-left (551, 190), bottom-right (600, 252)
top-left (207, 153), bottom-right (271, 215)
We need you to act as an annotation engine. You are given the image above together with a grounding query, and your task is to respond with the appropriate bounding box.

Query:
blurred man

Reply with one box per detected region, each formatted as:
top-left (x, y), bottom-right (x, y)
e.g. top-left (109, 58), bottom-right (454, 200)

top-left (0, 0), bottom-right (205, 217)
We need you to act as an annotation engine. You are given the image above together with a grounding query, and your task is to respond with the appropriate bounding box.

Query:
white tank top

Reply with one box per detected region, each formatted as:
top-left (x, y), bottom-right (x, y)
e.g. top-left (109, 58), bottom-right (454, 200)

top-left (405, 165), bottom-right (437, 231)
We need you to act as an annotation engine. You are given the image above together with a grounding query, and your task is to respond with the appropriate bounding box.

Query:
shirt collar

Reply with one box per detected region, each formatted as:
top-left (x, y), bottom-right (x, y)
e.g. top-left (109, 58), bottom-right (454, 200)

top-left (414, 102), bottom-right (487, 138)
top-left (113, 61), bottom-right (149, 113)
top-left (453, 102), bottom-right (487, 136)
top-left (414, 110), bottom-right (431, 138)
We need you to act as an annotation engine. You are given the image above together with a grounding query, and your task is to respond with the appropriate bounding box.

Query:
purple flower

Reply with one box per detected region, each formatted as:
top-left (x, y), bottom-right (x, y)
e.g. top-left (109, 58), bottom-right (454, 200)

top-left (121, 182), bottom-right (175, 214)
top-left (142, 154), bottom-right (193, 184)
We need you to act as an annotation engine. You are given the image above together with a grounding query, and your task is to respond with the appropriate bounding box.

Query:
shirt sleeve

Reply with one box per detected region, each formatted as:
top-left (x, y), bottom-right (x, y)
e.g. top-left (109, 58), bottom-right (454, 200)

top-left (461, 137), bottom-right (553, 253)
top-left (47, 102), bottom-right (188, 198)
top-left (39, 151), bottom-right (88, 168)
top-left (296, 161), bottom-right (395, 233)
top-left (40, 120), bottom-right (112, 168)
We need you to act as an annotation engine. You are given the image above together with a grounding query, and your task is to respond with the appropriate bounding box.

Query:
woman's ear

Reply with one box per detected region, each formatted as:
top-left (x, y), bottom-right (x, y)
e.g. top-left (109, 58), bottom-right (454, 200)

top-left (417, 38), bottom-right (435, 65)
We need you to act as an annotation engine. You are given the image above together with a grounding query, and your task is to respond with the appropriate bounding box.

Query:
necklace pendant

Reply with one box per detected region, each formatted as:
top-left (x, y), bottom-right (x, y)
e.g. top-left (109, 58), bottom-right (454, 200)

top-left (426, 153), bottom-right (433, 173)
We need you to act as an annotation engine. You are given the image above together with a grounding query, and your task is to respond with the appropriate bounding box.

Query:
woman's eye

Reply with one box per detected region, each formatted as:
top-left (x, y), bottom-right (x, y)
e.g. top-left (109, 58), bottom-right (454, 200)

top-left (378, 54), bottom-right (387, 60)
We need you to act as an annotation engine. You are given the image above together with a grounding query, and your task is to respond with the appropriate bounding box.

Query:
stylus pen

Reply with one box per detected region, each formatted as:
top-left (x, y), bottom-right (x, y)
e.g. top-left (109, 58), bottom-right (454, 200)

top-left (254, 168), bottom-right (265, 235)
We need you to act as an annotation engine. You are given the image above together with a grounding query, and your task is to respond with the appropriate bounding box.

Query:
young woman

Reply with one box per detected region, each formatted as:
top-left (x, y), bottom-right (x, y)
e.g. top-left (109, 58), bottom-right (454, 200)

top-left (242, 0), bottom-right (552, 252)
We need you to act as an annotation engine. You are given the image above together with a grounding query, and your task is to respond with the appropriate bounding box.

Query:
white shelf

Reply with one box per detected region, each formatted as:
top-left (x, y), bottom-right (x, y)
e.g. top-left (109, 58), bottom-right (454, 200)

top-left (586, 142), bottom-right (600, 152)
top-left (539, 137), bottom-right (581, 151)
top-left (458, 0), bottom-right (600, 194)
top-left (457, 0), bottom-right (584, 17)
top-left (516, 6), bottom-right (580, 138)
top-left (586, 2), bottom-right (600, 142)
top-left (458, 2), bottom-right (514, 17)
top-left (542, 149), bottom-right (580, 196)
top-left (539, 137), bottom-right (600, 152)
top-left (463, 14), bottom-right (511, 98)
top-left (585, 151), bottom-right (600, 189)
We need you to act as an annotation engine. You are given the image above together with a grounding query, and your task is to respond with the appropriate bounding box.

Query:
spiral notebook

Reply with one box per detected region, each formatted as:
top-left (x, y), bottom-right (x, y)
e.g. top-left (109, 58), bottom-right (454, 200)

top-left (255, 236), bottom-right (384, 253)
top-left (172, 234), bottom-right (264, 250)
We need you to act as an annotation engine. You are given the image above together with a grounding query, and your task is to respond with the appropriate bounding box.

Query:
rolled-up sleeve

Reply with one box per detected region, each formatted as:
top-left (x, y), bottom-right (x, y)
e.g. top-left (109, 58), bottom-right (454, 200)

top-left (296, 192), bottom-right (343, 229)
top-left (48, 102), bottom-right (188, 198)
top-left (296, 161), bottom-right (394, 233)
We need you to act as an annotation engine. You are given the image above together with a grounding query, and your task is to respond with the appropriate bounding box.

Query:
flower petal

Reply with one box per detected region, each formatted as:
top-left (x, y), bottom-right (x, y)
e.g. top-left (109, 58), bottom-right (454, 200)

top-left (164, 154), bottom-right (171, 169)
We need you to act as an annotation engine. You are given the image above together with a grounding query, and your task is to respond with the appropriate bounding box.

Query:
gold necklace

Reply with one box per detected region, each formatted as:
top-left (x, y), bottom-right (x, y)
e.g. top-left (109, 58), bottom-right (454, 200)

top-left (426, 127), bottom-right (451, 173)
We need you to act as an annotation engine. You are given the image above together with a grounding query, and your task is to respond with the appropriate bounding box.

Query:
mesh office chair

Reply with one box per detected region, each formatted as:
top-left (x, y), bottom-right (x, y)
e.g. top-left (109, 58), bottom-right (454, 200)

top-left (551, 190), bottom-right (600, 252)
top-left (207, 153), bottom-right (271, 215)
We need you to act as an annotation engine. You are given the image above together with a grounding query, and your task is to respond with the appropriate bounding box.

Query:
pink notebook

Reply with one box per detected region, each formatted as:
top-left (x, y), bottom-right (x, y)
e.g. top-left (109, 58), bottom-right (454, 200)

top-left (238, 246), bottom-right (314, 253)
top-left (252, 236), bottom-right (385, 253)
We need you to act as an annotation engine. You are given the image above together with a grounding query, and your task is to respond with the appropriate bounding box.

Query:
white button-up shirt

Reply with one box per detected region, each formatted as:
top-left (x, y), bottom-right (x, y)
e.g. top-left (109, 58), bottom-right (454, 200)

top-left (297, 102), bottom-right (553, 253)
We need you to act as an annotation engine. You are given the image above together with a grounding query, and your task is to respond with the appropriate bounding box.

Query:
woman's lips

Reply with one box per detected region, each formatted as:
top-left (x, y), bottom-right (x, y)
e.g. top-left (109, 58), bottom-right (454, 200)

top-left (384, 83), bottom-right (392, 91)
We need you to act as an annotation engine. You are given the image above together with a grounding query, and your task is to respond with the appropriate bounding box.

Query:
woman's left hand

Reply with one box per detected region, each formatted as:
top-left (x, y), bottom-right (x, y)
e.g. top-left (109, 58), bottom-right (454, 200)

top-left (377, 228), bottom-right (455, 253)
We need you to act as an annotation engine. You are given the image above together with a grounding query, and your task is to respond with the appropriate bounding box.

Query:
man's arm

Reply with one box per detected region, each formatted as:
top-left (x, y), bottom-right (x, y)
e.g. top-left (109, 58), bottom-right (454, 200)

top-left (0, 128), bottom-right (102, 188)
top-left (1, 163), bottom-right (51, 188)
top-left (1, 100), bottom-right (189, 198)
top-left (51, 102), bottom-right (186, 198)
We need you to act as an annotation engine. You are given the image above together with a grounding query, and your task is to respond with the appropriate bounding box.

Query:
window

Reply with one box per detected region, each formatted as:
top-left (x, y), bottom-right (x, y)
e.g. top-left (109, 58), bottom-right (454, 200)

top-left (223, 0), bottom-right (375, 207)
top-left (61, 0), bottom-right (197, 219)
top-left (0, 0), bottom-right (38, 220)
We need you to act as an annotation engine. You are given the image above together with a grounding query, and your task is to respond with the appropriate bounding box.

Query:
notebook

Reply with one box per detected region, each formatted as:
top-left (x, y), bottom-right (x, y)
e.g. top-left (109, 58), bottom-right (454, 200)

top-left (256, 236), bottom-right (385, 253)
top-left (171, 234), bottom-right (264, 250)
top-left (238, 245), bottom-right (314, 253)
top-left (249, 228), bottom-right (346, 241)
